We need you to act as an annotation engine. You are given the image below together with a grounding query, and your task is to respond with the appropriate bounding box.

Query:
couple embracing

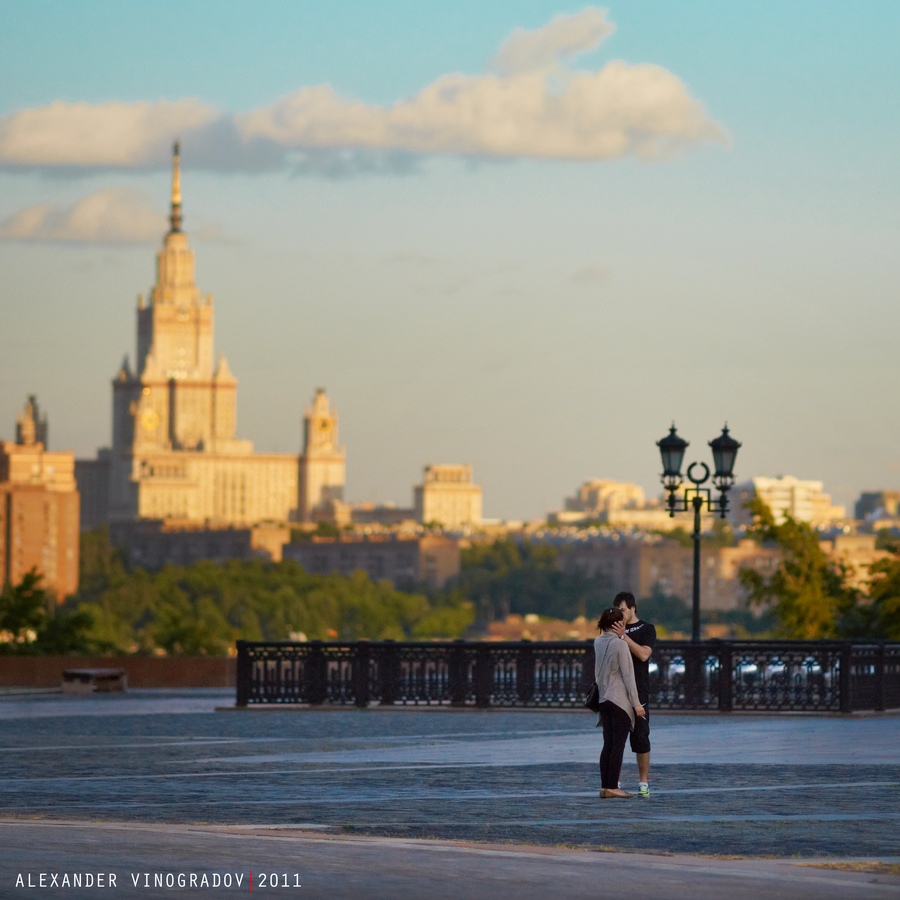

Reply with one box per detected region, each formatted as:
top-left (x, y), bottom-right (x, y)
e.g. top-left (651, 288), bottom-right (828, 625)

top-left (593, 591), bottom-right (656, 799)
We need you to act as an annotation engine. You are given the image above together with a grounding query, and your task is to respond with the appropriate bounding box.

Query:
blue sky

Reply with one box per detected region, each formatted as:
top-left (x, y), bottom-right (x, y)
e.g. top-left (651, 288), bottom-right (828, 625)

top-left (1, 2), bottom-right (898, 520)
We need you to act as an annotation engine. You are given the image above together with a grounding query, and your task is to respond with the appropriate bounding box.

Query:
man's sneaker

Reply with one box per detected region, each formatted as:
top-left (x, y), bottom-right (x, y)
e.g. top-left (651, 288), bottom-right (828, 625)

top-left (638, 784), bottom-right (651, 798)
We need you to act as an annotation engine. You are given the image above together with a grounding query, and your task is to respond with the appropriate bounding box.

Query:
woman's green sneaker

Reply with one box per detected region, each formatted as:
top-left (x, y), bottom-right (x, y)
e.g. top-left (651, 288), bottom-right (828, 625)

top-left (638, 784), bottom-right (651, 797)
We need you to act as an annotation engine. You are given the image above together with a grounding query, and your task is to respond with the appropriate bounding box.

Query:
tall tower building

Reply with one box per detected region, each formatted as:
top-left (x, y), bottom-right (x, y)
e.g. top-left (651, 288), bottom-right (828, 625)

top-left (78, 143), bottom-right (299, 528)
top-left (298, 388), bottom-right (346, 521)
top-left (112, 142), bottom-right (240, 466)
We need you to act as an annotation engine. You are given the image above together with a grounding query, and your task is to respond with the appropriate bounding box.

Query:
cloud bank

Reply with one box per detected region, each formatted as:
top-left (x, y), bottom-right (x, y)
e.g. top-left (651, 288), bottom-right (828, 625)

top-left (0, 188), bottom-right (166, 242)
top-left (0, 7), bottom-right (727, 177)
top-left (489, 7), bottom-right (617, 75)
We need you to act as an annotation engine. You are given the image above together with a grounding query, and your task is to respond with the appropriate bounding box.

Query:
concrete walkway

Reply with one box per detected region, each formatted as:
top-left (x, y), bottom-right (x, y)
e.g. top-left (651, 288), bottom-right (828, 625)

top-left (1, 690), bottom-right (898, 897)
top-left (3, 820), bottom-right (900, 899)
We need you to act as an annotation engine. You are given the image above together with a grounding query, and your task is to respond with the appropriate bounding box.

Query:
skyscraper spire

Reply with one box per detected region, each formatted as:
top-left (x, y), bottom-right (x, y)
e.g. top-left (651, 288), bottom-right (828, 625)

top-left (169, 140), bottom-right (182, 233)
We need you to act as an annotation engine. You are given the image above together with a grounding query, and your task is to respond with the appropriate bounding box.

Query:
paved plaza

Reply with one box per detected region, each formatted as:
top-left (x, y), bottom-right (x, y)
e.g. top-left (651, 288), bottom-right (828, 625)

top-left (1, 689), bottom-right (898, 898)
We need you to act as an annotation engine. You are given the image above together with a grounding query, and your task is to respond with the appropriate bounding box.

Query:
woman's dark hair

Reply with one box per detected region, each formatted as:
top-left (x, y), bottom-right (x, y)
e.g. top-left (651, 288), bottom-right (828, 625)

top-left (597, 606), bottom-right (624, 631)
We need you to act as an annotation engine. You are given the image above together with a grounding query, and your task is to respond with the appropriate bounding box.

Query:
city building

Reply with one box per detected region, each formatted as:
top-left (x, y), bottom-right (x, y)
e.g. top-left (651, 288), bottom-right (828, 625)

top-left (820, 533), bottom-right (892, 593)
top-left (109, 519), bottom-right (290, 570)
top-left (76, 144), bottom-right (300, 529)
top-left (557, 535), bottom-right (781, 613)
top-left (550, 478), bottom-right (715, 532)
top-left (485, 613), bottom-right (596, 641)
top-left (298, 388), bottom-right (346, 522)
top-left (349, 502), bottom-right (417, 529)
top-left (1, 397), bottom-right (80, 601)
top-left (728, 476), bottom-right (846, 528)
top-left (284, 533), bottom-right (460, 588)
top-left (564, 479), bottom-right (646, 515)
top-left (414, 464), bottom-right (483, 530)
top-left (855, 491), bottom-right (900, 521)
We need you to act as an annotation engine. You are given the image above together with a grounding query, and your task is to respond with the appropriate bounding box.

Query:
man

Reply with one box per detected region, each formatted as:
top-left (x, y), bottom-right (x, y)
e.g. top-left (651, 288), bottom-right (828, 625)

top-left (612, 591), bottom-right (656, 797)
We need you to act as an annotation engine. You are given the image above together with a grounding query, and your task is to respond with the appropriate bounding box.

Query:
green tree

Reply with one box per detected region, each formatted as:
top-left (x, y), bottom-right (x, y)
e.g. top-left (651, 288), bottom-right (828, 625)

top-left (853, 556), bottom-right (900, 639)
top-left (453, 538), bottom-right (609, 624)
top-left (637, 587), bottom-right (693, 636)
top-left (706, 517), bottom-right (736, 548)
top-left (0, 569), bottom-right (95, 654)
top-left (738, 498), bottom-right (856, 638)
top-left (67, 554), bottom-right (473, 654)
top-left (0, 570), bottom-right (46, 651)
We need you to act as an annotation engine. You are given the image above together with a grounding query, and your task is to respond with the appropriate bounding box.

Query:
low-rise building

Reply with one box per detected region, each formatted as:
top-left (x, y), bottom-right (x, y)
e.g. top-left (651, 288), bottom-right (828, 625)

top-left (109, 519), bottom-right (290, 569)
top-left (855, 491), bottom-right (900, 521)
top-left (820, 533), bottom-right (893, 593)
top-left (729, 476), bottom-right (845, 528)
top-left (564, 479), bottom-right (645, 515)
top-left (350, 502), bottom-right (418, 529)
top-left (284, 533), bottom-right (460, 588)
top-left (552, 479), bottom-right (720, 532)
top-left (485, 613), bottom-right (596, 641)
top-left (558, 536), bottom-right (781, 612)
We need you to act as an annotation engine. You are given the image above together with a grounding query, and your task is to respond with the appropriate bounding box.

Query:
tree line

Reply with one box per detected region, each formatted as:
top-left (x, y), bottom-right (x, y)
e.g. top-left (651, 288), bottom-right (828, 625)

top-left (1, 528), bottom-right (474, 656)
top-left (2, 504), bottom-right (899, 656)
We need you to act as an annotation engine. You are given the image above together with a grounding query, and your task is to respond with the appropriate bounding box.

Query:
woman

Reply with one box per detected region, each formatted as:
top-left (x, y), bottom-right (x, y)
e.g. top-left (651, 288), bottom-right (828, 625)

top-left (594, 606), bottom-right (645, 799)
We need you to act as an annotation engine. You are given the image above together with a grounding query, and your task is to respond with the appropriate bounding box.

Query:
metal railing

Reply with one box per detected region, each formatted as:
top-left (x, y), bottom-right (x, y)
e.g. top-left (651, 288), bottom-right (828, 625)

top-left (235, 639), bottom-right (900, 713)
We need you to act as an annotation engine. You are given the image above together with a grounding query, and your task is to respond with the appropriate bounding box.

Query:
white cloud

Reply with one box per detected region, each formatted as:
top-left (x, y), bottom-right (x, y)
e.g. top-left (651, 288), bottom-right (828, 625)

top-left (0, 7), bottom-right (727, 175)
top-left (0, 188), bottom-right (166, 242)
top-left (238, 60), bottom-right (725, 161)
top-left (0, 99), bottom-right (218, 167)
top-left (489, 7), bottom-right (616, 75)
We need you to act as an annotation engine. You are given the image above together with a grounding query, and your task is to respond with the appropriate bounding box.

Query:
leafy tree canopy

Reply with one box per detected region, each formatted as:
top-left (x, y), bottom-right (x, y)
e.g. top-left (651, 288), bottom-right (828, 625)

top-left (452, 538), bottom-right (610, 624)
top-left (0, 569), bottom-right (95, 655)
top-left (738, 498), bottom-right (857, 639)
top-left (66, 530), bottom-right (474, 655)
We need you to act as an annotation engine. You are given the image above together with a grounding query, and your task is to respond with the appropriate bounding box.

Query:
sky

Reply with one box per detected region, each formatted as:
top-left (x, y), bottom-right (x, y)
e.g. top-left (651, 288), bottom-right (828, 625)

top-left (1, 1), bottom-right (898, 521)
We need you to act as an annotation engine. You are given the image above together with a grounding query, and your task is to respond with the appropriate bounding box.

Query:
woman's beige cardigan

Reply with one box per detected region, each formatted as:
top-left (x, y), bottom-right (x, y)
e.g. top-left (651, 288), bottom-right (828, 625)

top-left (593, 631), bottom-right (642, 729)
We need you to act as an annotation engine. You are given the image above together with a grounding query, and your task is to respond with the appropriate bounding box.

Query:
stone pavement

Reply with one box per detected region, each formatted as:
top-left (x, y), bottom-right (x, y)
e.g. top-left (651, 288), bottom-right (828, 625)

top-left (1, 690), bottom-right (898, 898)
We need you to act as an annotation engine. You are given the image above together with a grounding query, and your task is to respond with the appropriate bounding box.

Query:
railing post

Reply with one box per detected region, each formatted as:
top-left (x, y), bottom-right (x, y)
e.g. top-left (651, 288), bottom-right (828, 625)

top-left (450, 639), bottom-right (469, 707)
top-left (717, 641), bottom-right (733, 712)
top-left (235, 640), bottom-right (251, 707)
top-left (839, 641), bottom-right (853, 714)
top-left (307, 641), bottom-right (328, 706)
top-left (516, 641), bottom-right (535, 706)
top-left (379, 640), bottom-right (399, 706)
top-left (353, 641), bottom-right (370, 708)
top-left (875, 642), bottom-right (886, 713)
top-left (582, 640), bottom-right (596, 691)
top-left (685, 642), bottom-right (705, 708)
top-left (474, 644), bottom-right (492, 708)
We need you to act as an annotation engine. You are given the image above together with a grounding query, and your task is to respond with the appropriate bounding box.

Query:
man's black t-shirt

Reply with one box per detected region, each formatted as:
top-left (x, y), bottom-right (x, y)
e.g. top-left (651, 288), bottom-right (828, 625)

top-left (625, 619), bottom-right (656, 703)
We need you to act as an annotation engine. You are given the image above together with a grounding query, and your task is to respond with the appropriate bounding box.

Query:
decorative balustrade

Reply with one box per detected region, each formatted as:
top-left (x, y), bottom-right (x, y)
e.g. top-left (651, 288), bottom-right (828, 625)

top-left (236, 639), bottom-right (900, 713)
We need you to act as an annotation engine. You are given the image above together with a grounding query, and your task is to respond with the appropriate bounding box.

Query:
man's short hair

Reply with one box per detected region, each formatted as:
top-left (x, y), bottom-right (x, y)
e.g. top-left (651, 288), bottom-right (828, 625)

top-left (614, 591), bottom-right (636, 609)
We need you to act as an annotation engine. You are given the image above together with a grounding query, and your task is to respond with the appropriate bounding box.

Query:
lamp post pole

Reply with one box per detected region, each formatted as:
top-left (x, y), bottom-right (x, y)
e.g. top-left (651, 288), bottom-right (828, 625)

top-left (657, 425), bottom-right (741, 644)
top-left (691, 489), bottom-right (703, 643)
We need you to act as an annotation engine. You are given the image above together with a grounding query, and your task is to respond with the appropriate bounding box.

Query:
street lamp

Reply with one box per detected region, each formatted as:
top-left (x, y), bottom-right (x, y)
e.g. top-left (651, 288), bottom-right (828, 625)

top-left (656, 423), bottom-right (741, 643)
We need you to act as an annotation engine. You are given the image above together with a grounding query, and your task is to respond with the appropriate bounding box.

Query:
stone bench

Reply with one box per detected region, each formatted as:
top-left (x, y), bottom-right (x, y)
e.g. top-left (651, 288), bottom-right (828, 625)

top-left (62, 668), bottom-right (127, 694)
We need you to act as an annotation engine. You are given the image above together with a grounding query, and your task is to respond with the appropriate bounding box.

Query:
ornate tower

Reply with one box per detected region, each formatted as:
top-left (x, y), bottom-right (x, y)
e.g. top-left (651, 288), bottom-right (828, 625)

top-left (298, 388), bottom-right (346, 521)
top-left (78, 142), bottom-right (301, 530)
top-left (109, 143), bottom-right (244, 520)
top-left (16, 395), bottom-right (48, 447)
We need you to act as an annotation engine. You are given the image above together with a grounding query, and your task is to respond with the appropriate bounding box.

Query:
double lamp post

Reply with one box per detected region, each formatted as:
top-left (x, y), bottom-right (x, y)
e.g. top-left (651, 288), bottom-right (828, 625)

top-left (656, 423), bottom-right (741, 643)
